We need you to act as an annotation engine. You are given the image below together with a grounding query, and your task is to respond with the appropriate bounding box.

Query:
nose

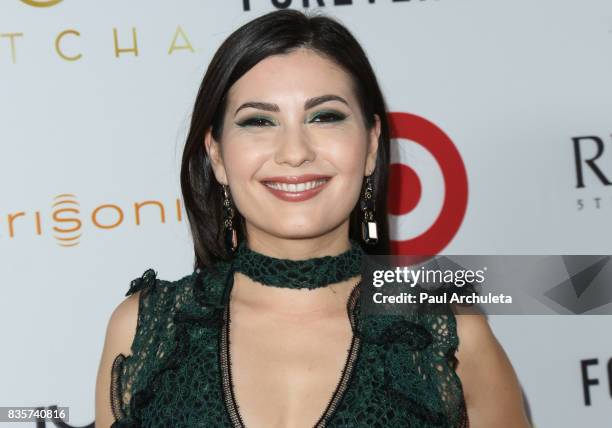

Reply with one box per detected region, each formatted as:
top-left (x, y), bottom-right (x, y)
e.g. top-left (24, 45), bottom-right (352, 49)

top-left (273, 123), bottom-right (316, 167)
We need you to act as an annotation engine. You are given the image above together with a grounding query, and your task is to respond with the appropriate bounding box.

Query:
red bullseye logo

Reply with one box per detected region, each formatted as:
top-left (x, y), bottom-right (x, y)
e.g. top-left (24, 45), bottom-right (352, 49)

top-left (388, 112), bottom-right (468, 256)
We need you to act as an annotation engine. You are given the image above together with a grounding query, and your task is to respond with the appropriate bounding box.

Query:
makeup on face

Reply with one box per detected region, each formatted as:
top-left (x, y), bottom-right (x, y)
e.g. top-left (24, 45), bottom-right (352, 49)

top-left (260, 174), bottom-right (333, 202)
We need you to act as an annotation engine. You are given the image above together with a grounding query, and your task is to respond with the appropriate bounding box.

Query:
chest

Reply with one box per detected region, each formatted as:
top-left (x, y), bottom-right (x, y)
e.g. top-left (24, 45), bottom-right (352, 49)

top-left (225, 305), bottom-right (354, 428)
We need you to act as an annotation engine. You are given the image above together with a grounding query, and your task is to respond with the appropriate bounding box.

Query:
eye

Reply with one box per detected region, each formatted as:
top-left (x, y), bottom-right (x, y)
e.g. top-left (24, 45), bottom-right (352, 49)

top-left (310, 111), bottom-right (346, 123)
top-left (236, 116), bottom-right (275, 128)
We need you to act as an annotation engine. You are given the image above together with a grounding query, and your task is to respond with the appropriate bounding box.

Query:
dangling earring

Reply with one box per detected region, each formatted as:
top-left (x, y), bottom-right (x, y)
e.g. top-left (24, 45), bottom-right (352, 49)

top-left (222, 184), bottom-right (238, 255)
top-left (360, 174), bottom-right (378, 245)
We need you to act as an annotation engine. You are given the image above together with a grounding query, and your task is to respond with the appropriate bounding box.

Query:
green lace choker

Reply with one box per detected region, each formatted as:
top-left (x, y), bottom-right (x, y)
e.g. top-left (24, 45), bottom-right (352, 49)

top-left (231, 239), bottom-right (365, 290)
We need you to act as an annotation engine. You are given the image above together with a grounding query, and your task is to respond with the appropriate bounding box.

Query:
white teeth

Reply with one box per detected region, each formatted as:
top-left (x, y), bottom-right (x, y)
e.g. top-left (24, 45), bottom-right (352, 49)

top-left (265, 179), bottom-right (328, 193)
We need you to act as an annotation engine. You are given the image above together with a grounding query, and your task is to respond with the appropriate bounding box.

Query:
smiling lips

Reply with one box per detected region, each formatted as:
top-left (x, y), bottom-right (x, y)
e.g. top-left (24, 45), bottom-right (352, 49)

top-left (261, 174), bottom-right (332, 202)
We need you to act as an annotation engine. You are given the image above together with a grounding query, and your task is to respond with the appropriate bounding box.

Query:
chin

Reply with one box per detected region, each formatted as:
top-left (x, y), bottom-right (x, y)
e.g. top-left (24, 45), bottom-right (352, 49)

top-left (276, 223), bottom-right (320, 236)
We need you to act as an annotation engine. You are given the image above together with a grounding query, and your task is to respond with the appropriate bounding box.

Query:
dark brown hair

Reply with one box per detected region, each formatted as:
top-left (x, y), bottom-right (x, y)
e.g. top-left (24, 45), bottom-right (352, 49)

top-left (180, 9), bottom-right (391, 270)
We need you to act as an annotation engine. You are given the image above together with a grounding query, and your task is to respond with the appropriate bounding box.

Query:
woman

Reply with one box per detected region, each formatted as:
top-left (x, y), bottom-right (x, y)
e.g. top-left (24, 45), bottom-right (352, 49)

top-left (95, 9), bottom-right (530, 428)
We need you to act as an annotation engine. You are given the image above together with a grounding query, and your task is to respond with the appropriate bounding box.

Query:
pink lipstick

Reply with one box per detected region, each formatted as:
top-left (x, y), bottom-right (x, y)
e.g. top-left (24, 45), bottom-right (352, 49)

top-left (261, 174), bottom-right (332, 202)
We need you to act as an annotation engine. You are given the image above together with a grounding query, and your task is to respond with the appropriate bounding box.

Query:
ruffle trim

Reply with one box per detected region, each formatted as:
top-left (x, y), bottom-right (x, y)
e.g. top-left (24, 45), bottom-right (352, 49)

top-left (114, 264), bottom-right (231, 427)
top-left (351, 284), bottom-right (466, 426)
top-left (112, 268), bottom-right (161, 427)
top-left (125, 268), bottom-right (158, 297)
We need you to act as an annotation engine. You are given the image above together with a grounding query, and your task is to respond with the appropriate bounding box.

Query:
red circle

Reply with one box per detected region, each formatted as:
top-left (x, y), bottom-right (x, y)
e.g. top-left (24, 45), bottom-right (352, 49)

top-left (388, 163), bottom-right (421, 216)
top-left (388, 112), bottom-right (468, 257)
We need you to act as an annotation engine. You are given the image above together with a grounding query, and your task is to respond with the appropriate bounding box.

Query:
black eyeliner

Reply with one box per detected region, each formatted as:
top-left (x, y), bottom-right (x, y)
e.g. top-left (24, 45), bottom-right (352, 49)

top-left (308, 109), bottom-right (348, 123)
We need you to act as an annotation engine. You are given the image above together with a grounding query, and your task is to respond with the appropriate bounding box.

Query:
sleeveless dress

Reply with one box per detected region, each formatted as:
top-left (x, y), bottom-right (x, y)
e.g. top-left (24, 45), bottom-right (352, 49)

top-left (110, 261), bottom-right (469, 428)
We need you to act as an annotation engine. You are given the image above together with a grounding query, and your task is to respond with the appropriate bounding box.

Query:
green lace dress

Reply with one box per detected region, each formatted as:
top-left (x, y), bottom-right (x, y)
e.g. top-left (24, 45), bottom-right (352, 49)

top-left (110, 246), bottom-right (469, 427)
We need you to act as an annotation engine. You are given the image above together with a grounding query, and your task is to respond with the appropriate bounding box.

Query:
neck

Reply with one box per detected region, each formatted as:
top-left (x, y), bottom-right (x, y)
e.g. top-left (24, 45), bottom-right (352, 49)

top-left (222, 234), bottom-right (365, 317)
top-left (231, 272), bottom-right (361, 319)
top-left (240, 226), bottom-right (351, 260)
top-left (231, 237), bottom-right (364, 290)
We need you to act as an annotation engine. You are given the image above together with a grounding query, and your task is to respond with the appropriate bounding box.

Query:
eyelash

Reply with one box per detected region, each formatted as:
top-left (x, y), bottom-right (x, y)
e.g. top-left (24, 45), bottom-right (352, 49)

top-left (236, 111), bottom-right (346, 128)
top-left (312, 111), bottom-right (346, 123)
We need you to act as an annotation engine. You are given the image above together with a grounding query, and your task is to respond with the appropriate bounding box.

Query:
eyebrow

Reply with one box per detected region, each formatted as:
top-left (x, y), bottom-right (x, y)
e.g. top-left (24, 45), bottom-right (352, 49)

top-left (234, 94), bottom-right (349, 116)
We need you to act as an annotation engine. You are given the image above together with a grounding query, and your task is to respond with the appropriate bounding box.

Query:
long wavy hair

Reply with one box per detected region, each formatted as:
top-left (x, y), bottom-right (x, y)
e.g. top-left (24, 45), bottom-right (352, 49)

top-left (180, 9), bottom-right (391, 270)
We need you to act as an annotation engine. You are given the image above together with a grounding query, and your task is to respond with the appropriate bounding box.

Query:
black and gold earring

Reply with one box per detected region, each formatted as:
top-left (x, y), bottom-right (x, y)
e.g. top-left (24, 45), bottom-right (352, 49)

top-left (360, 174), bottom-right (378, 245)
top-left (222, 184), bottom-right (238, 255)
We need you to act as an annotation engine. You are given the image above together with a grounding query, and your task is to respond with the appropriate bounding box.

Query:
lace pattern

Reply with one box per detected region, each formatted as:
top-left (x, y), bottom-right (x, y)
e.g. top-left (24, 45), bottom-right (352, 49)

top-left (110, 264), bottom-right (469, 427)
top-left (110, 269), bottom-right (196, 427)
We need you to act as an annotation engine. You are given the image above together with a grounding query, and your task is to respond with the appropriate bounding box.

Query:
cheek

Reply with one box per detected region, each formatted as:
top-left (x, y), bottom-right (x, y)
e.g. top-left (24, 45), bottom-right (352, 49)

top-left (222, 139), bottom-right (267, 180)
top-left (320, 131), bottom-right (368, 175)
top-left (220, 143), bottom-right (268, 213)
top-left (319, 139), bottom-right (368, 205)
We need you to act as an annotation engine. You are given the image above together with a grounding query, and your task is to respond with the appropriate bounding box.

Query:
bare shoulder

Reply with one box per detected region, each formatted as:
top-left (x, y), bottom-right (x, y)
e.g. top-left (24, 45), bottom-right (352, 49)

top-left (450, 304), bottom-right (532, 428)
top-left (101, 291), bottom-right (141, 360)
top-left (94, 290), bottom-right (142, 428)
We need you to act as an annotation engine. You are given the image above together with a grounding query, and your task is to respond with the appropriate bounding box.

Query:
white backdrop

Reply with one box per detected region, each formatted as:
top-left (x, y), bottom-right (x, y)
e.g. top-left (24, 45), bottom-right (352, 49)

top-left (1, 1), bottom-right (611, 427)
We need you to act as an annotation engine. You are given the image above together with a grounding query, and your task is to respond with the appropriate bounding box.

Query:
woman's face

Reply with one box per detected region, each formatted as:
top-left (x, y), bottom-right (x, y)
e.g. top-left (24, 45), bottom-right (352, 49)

top-left (205, 48), bottom-right (380, 245)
